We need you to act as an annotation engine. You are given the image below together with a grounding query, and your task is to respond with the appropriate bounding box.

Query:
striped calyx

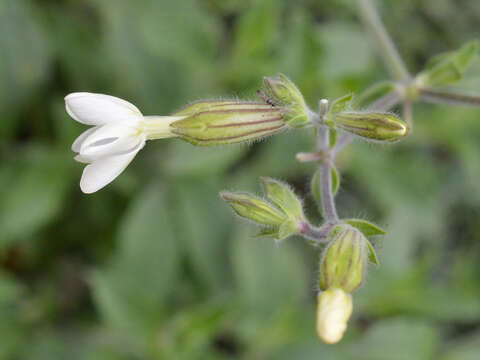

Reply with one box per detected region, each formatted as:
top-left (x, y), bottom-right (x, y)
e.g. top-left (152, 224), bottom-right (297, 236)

top-left (333, 111), bottom-right (409, 142)
top-left (319, 226), bottom-right (367, 293)
top-left (171, 101), bottom-right (287, 146)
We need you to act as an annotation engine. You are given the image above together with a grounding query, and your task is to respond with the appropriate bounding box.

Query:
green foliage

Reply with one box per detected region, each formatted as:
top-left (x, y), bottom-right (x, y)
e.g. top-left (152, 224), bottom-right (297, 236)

top-left (418, 40), bottom-right (479, 87)
top-left (1, 0), bottom-right (480, 358)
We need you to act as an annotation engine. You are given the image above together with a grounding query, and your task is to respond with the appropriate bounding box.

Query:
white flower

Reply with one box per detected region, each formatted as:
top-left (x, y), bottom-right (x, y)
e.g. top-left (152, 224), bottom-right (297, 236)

top-left (65, 93), bottom-right (184, 194)
top-left (316, 288), bottom-right (353, 344)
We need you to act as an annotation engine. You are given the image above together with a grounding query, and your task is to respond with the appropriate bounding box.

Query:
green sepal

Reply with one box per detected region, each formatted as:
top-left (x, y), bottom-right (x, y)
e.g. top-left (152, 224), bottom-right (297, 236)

top-left (333, 111), bottom-right (409, 142)
top-left (345, 219), bottom-right (387, 237)
top-left (260, 177), bottom-right (304, 220)
top-left (366, 239), bottom-right (380, 266)
top-left (171, 103), bottom-right (287, 146)
top-left (278, 219), bottom-right (299, 240)
top-left (319, 227), bottom-right (367, 292)
top-left (254, 227), bottom-right (280, 239)
top-left (418, 40), bottom-right (479, 87)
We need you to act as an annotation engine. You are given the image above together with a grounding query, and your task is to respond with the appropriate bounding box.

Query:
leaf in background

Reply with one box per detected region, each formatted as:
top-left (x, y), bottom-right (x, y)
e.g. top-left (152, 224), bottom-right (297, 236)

top-left (440, 332), bottom-right (480, 360)
top-left (419, 40), bottom-right (479, 87)
top-left (91, 0), bottom-right (221, 112)
top-left (0, 146), bottom-right (72, 249)
top-left (0, 0), bottom-right (52, 138)
top-left (171, 179), bottom-right (232, 290)
top-left (163, 141), bottom-right (247, 178)
top-left (317, 22), bottom-right (373, 79)
top-left (90, 183), bottom-right (178, 342)
top-left (349, 318), bottom-right (438, 360)
top-left (227, 0), bottom-right (281, 87)
top-left (231, 226), bottom-right (308, 314)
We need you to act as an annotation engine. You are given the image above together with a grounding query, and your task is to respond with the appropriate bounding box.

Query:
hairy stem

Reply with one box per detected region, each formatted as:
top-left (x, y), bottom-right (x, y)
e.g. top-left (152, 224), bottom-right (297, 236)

top-left (355, 0), bottom-right (410, 82)
top-left (316, 100), bottom-right (339, 222)
top-left (299, 221), bottom-right (334, 242)
top-left (320, 159), bottom-right (338, 221)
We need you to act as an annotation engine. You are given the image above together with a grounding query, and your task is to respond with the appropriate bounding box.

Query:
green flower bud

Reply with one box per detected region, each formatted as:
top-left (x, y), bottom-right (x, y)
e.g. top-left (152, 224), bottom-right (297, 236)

top-left (332, 111), bottom-right (409, 142)
top-left (170, 102), bottom-right (287, 146)
top-left (263, 74), bottom-right (310, 128)
top-left (260, 177), bottom-right (304, 220)
top-left (319, 226), bottom-right (367, 293)
top-left (220, 192), bottom-right (286, 227)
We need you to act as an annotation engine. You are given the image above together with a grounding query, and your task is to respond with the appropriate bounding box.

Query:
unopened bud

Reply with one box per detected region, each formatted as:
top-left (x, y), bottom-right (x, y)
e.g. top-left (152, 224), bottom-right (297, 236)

top-left (220, 192), bottom-right (286, 226)
top-left (260, 177), bottom-right (304, 220)
top-left (319, 227), bottom-right (367, 293)
top-left (333, 111), bottom-right (408, 142)
top-left (263, 74), bottom-right (310, 128)
top-left (171, 102), bottom-right (287, 146)
top-left (316, 288), bottom-right (353, 344)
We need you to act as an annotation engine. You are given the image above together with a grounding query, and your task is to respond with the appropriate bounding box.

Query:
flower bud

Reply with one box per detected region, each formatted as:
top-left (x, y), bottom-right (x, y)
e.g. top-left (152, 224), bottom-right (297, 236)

top-left (316, 288), bottom-right (353, 344)
top-left (263, 74), bottom-right (310, 128)
top-left (319, 227), bottom-right (367, 293)
top-left (170, 102), bottom-right (287, 146)
top-left (332, 111), bottom-right (408, 142)
top-left (260, 177), bottom-right (304, 221)
top-left (220, 192), bottom-right (286, 226)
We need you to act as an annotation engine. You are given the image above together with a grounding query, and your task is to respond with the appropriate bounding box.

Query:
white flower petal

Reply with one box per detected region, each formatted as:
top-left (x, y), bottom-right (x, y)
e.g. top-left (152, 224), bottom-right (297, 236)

top-left (74, 154), bottom-right (92, 164)
top-left (80, 141), bottom-right (145, 194)
top-left (72, 126), bottom-right (99, 152)
top-left (65, 92), bottom-right (142, 125)
top-left (79, 123), bottom-right (141, 159)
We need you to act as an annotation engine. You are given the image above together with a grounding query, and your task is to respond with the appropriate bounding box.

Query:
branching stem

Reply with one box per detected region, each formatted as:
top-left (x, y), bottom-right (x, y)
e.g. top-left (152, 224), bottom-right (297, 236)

top-left (355, 0), bottom-right (410, 82)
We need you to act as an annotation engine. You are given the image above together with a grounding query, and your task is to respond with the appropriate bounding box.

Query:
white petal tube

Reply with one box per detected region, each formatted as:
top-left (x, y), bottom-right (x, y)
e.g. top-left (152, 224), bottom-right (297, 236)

top-left (79, 140), bottom-right (145, 194)
top-left (65, 92), bottom-right (142, 125)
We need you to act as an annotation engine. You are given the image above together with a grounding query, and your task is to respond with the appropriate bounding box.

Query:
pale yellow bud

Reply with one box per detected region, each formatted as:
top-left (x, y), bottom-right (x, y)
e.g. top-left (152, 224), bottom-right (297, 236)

top-left (316, 288), bottom-right (353, 344)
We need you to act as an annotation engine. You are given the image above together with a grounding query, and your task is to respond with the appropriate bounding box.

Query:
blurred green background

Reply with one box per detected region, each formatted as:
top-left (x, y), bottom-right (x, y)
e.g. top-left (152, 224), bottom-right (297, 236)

top-left (1, 0), bottom-right (480, 358)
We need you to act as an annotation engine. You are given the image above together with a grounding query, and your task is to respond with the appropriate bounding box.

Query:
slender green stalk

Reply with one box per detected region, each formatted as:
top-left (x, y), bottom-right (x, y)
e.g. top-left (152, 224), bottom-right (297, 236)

top-left (418, 87), bottom-right (480, 107)
top-left (355, 0), bottom-right (410, 82)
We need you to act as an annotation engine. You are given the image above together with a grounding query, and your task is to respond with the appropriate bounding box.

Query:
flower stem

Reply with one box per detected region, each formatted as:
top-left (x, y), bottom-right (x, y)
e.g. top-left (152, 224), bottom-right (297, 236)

top-left (355, 0), bottom-right (410, 82)
top-left (316, 100), bottom-right (338, 222)
top-left (418, 87), bottom-right (480, 107)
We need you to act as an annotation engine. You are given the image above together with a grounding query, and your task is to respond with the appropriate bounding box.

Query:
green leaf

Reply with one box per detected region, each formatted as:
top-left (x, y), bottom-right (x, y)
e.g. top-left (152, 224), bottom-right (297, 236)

top-left (331, 166), bottom-right (340, 195)
top-left (329, 128), bottom-right (338, 148)
top-left (0, 0), bottom-right (52, 136)
top-left (231, 226), bottom-right (308, 314)
top-left (172, 179), bottom-right (232, 289)
top-left (366, 239), bottom-right (380, 266)
top-left (90, 183), bottom-right (178, 337)
top-left (254, 227), bottom-right (280, 239)
top-left (355, 81), bottom-right (396, 109)
top-left (260, 177), bottom-right (304, 220)
top-left (351, 318), bottom-right (439, 360)
top-left (328, 93), bottom-right (353, 115)
top-left (345, 219), bottom-right (387, 237)
top-left (0, 146), bottom-right (71, 248)
top-left (419, 40), bottom-right (479, 87)
top-left (311, 168), bottom-right (340, 216)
